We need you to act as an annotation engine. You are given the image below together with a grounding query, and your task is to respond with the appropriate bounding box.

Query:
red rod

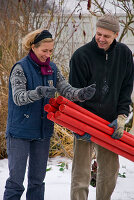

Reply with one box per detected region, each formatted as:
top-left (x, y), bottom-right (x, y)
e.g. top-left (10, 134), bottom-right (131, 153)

top-left (56, 96), bottom-right (108, 124)
top-left (49, 98), bottom-right (59, 108)
top-left (55, 111), bottom-right (134, 156)
top-left (92, 136), bottom-right (134, 162)
top-left (56, 96), bottom-right (134, 140)
top-left (124, 130), bottom-right (134, 139)
top-left (44, 104), bottom-right (57, 113)
top-left (59, 104), bottom-right (134, 147)
top-left (47, 112), bottom-right (84, 136)
top-left (47, 112), bottom-right (134, 162)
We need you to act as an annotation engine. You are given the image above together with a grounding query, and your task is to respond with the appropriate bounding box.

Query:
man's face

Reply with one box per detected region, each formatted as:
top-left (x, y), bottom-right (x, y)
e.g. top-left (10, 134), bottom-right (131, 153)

top-left (95, 27), bottom-right (118, 51)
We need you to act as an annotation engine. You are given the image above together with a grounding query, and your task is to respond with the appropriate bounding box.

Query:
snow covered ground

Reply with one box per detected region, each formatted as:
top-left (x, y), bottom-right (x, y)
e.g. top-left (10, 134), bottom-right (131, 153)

top-left (0, 156), bottom-right (134, 200)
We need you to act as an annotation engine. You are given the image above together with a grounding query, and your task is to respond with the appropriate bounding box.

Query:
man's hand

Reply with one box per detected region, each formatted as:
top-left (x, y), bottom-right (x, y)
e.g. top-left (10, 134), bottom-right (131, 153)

top-left (108, 114), bottom-right (127, 139)
top-left (78, 83), bottom-right (96, 101)
top-left (129, 126), bottom-right (134, 135)
top-left (73, 132), bottom-right (91, 142)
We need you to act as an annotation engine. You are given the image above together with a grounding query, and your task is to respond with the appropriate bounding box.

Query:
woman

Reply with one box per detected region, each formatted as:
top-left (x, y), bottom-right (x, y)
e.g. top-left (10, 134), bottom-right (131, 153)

top-left (3, 29), bottom-right (96, 200)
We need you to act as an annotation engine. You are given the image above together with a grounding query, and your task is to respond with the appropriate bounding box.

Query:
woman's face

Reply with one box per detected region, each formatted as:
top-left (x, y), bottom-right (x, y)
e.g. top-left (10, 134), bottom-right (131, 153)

top-left (32, 41), bottom-right (54, 62)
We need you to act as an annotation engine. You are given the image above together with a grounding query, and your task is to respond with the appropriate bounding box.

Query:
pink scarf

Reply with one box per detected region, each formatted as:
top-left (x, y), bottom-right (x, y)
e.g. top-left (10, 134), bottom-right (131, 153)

top-left (29, 50), bottom-right (53, 75)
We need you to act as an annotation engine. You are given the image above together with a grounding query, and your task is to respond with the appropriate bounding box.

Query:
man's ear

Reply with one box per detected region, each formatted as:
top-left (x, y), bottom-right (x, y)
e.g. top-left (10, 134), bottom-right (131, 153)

top-left (115, 32), bottom-right (119, 39)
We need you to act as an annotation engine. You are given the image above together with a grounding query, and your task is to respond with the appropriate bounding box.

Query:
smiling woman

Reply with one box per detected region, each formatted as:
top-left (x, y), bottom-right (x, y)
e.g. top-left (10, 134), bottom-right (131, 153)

top-left (3, 28), bottom-right (96, 200)
top-left (32, 41), bottom-right (54, 63)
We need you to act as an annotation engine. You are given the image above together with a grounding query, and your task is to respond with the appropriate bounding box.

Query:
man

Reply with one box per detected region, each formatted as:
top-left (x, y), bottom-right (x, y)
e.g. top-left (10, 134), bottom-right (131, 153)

top-left (69, 14), bottom-right (133, 200)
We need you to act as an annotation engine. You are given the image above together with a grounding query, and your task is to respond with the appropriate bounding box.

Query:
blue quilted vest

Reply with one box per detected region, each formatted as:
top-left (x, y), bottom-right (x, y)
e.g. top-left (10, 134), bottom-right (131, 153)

top-left (6, 55), bottom-right (57, 139)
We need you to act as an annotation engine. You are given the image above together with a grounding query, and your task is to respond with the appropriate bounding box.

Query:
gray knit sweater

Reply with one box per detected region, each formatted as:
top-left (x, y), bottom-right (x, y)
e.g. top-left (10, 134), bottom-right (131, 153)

top-left (10, 64), bottom-right (81, 106)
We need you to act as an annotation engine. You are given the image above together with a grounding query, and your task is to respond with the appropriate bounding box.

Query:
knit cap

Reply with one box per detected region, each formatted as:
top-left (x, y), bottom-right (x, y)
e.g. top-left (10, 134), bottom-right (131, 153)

top-left (96, 14), bottom-right (120, 32)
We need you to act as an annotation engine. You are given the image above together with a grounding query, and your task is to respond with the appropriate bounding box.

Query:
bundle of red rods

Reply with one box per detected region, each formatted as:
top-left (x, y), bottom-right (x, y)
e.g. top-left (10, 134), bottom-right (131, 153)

top-left (44, 96), bottom-right (134, 162)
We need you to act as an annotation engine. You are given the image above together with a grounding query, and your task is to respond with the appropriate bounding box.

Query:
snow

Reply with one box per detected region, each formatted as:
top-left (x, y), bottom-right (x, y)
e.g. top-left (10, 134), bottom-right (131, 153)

top-left (0, 156), bottom-right (134, 200)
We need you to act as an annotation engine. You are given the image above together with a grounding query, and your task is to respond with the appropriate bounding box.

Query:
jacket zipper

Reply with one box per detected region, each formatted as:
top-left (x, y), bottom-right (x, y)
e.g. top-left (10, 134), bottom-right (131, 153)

top-left (41, 75), bottom-right (45, 139)
top-left (106, 53), bottom-right (108, 61)
top-left (98, 53), bottom-right (108, 113)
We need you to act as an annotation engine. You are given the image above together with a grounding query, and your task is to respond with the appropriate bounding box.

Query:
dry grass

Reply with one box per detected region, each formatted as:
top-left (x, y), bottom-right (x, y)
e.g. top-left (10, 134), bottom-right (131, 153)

top-left (0, 132), bottom-right (7, 159)
top-left (49, 123), bottom-right (96, 160)
top-left (49, 124), bottom-right (74, 159)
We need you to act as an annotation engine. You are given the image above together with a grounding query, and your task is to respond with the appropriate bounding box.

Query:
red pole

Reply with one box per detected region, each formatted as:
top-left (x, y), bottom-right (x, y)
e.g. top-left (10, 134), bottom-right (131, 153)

top-left (124, 130), bottom-right (134, 138)
top-left (92, 136), bottom-right (134, 162)
top-left (56, 96), bottom-right (134, 140)
top-left (55, 111), bottom-right (134, 156)
top-left (49, 98), bottom-right (59, 108)
top-left (47, 112), bottom-right (84, 136)
top-left (44, 104), bottom-right (57, 113)
top-left (56, 96), bottom-right (108, 124)
top-left (59, 104), bottom-right (134, 147)
top-left (47, 112), bottom-right (134, 162)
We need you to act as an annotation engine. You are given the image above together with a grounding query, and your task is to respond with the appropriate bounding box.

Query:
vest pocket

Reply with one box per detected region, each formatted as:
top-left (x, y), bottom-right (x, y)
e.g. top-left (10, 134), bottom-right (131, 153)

top-left (11, 105), bottom-right (31, 125)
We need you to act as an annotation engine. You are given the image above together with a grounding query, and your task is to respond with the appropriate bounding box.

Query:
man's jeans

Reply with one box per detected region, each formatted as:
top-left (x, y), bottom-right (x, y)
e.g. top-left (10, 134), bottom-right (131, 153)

top-left (3, 136), bottom-right (50, 200)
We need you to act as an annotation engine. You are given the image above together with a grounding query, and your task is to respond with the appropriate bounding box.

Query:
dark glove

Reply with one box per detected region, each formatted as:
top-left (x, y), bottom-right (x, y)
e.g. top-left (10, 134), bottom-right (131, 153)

top-left (78, 84), bottom-right (96, 101)
top-left (108, 115), bottom-right (127, 139)
top-left (36, 86), bottom-right (57, 98)
top-left (73, 132), bottom-right (91, 142)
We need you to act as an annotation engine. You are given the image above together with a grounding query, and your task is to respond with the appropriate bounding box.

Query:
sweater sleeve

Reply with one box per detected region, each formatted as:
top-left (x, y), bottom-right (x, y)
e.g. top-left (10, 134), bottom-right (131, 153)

top-left (10, 64), bottom-right (42, 106)
top-left (117, 51), bottom-right (134, 116)
top-left (56, 68), bottom-right (83, 101)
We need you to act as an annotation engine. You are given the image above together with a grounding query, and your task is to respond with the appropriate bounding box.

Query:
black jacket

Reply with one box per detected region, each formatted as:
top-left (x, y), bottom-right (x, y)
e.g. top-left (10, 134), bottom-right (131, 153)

top-left (69, 37), bottom-right (133, 122)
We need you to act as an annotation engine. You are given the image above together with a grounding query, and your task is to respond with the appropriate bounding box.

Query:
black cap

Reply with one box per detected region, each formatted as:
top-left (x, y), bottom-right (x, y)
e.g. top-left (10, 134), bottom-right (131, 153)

top-left (33, 30), bottom-right (52, 44)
